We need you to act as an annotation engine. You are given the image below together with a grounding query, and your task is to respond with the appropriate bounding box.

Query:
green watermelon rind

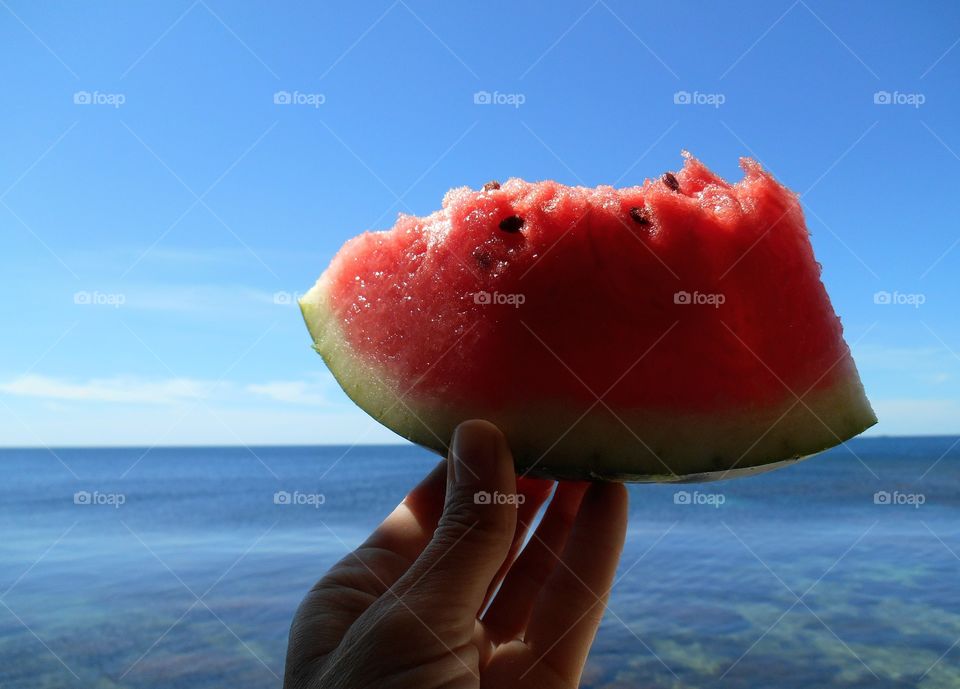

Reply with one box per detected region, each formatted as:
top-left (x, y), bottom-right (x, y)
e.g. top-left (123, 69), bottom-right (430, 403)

top-left (300, 279), bottom-right (877, 483)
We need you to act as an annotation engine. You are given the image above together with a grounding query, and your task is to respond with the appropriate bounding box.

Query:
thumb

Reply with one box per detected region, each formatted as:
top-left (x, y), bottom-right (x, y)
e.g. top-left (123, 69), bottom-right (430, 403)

top-left (395, 419), bottom-right (518, 621)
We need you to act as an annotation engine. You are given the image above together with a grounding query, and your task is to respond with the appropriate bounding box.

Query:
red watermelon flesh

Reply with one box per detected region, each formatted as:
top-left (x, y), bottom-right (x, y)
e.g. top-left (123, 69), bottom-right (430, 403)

top-left (301, 154), bottom-right (875, 481)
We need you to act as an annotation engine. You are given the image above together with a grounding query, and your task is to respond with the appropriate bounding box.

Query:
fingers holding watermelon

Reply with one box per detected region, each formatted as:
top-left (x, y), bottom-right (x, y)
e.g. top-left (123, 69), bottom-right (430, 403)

top-left (283, 420), bottom-right (629, 689)
top-left (392, 419), bottom-right (523, 619)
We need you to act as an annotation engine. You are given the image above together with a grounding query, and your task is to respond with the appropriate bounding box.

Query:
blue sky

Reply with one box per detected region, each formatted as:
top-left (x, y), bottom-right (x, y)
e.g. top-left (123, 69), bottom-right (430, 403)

top-left (1, 0), bottom-right (958, 446)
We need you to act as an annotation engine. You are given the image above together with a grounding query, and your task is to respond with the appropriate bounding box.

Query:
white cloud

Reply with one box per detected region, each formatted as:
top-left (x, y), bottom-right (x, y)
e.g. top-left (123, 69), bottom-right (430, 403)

top-left (61, 282), bottom-right (309, 314)
top-left (923, 372), bottom-right (952, 385)
top-left (121, 284), bottom-right (286, 313)
top-left (853, 344), bottom-right (948, 371)
top-left (246, 381), bottom-right (328, 406)
top-left (0, 374), bottom-right (387, 446)
top-left (868, 398), bottom-right (960, 436)
top-left (0, 375), bottom-right (332, 407)
top-left (0, 375), bottom-right (216, 405)
top-left (0, 404), bottom-right (399, 448)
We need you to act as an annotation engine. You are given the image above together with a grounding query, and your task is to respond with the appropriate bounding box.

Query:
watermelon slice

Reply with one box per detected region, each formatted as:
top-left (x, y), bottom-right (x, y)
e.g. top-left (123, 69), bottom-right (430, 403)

top-left (301, 154), bottom-right (875, 482)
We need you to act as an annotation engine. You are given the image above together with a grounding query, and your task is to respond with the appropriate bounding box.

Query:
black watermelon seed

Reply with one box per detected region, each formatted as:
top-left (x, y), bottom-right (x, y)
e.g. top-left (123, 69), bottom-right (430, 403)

top-left (499, 215), bottom-right (524, 233)
top-left (483, 180), bottom-right (501, 191)
top-left (662, 172), bottom-right (680, 192)
top-left (629, 206), bottom-right (650, 225)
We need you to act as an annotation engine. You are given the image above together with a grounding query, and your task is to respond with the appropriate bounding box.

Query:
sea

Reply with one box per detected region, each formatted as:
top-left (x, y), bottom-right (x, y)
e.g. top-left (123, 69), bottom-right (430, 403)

top-left (1, 436), bottom-right (958, 689)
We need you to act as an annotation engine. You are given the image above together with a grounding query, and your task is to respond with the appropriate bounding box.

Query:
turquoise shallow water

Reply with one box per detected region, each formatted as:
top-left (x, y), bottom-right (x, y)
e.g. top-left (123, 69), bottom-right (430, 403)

top-left (1, 437), bottom-right (958, 688)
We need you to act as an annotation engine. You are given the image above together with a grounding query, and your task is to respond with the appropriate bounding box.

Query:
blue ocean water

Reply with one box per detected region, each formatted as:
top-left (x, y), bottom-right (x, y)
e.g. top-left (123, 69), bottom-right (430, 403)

top-left (1, 437), bottom-right (958, 688)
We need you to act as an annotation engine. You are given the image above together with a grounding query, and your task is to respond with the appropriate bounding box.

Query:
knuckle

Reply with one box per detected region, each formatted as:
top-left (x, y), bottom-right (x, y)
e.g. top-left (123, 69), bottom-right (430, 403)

top-left (438, 496), bottom-right (513, 545)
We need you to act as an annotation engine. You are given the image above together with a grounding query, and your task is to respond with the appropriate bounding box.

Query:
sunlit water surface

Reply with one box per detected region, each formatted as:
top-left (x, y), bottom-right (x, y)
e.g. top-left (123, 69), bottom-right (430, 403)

top-left (1, 437), bottom-right (958, 688)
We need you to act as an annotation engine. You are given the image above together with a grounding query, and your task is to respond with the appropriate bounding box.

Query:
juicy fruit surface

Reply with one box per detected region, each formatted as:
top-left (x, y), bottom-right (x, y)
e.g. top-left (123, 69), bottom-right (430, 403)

top-left (322, 156), bottom-right (849, 413)
top-left (302, 154), bottom-right (876, 479)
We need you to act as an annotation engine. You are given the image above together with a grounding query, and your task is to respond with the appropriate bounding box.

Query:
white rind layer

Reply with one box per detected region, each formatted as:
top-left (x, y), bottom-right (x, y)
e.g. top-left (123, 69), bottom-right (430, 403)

top-left (300, 277), bottom-right (877, 482)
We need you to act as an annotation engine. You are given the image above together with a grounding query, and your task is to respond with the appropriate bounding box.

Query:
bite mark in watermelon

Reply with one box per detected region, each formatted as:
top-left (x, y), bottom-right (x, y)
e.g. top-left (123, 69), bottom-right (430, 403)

top-left (301, 153), bottom-right (876, 481)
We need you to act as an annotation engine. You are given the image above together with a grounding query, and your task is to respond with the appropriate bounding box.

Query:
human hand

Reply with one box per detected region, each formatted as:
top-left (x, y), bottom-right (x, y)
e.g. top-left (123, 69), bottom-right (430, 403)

top-left (284, 419), bottom-right (629, 689)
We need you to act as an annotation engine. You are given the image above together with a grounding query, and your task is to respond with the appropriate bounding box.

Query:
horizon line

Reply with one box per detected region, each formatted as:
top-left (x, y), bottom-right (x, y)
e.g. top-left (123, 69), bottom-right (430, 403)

top-left (1, 433), bottom-right (958, 452)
